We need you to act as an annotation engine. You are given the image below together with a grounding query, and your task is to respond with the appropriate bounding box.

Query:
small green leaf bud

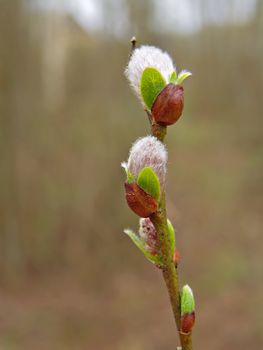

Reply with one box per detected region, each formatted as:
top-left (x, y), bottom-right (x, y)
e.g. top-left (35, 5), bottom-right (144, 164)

top-left (137, 167), bottom-right (161, 202)
top-left (177, 70), bottom-right (192, 84)
top-left (167, 219), bottom-right (176, 257)
top-left (169, 71), bottom-right (177, 84)
top-left (140, 67), bottom-right (166, 110)
top-left (180, 285), bottom-right (195, 334)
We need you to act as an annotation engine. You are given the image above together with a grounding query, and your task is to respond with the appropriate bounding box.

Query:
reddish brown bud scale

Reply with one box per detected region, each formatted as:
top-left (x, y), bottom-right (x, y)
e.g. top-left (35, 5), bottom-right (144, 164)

top-left (124, 182), bottom-right (158, 217)
top-left (151, 83), bottom-right (184, 126)
top-left (173, 248), bottom-right (181, 267)
top-left (180, 312), bottom-right (195, 334)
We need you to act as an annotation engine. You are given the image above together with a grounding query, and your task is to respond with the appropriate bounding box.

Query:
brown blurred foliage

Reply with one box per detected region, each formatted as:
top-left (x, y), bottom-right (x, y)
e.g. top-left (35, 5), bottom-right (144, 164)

top-left (0, 0), bottom-right (262, 349)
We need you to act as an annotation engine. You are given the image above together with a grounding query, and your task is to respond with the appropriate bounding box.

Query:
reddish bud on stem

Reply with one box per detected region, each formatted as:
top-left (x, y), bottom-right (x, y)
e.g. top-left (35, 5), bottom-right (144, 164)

top-left (151, 83), bottom-right (184, 126)
top-left (181, 312), bottom-right (195, 334)
top-left (173, 248), bottom-right (181, 267)
top-left (124, 182), bottom-right (158, 217)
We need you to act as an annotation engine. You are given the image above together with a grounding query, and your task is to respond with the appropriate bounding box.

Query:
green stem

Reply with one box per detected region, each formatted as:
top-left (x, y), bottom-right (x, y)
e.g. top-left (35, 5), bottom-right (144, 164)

top-left (151, 121), bottom-right (167, 142)
top-left (179, 332), bottom-right (193, 350)
top-left (150, 123), bottom-right (193, 350)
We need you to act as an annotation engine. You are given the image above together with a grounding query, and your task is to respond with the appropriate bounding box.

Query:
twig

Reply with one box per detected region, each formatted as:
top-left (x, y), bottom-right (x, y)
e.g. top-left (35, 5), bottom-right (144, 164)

top-left (150, 122), bottom-right (193, 350)
top-left (129, 36), bottom-right (137, 58)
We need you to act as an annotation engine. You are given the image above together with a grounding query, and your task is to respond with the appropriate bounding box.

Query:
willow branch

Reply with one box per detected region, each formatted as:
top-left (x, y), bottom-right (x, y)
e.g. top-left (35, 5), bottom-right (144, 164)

top-left (150, 122), bottom-right (193, 350)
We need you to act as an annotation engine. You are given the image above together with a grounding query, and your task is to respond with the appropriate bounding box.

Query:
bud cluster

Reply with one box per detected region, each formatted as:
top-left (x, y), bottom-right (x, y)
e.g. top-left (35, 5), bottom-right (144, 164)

top-left (125, 45), bottom-right (191, 126)
top-left (122, 136), bottom-right (167, 217)
top-left (126, 136), bottom-right (167, 189)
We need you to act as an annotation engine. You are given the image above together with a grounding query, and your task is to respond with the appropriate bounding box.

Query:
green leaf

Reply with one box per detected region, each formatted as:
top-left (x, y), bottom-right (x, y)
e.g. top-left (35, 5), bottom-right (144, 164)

top-left (169, 70), bottom-right (177, 84)
top-left (136, 167), bottom-right (161, 201)
top-left (140, 67), bottom-right (166, 109)
top-left (167, 219), bottom-right (176, 255)
top-left (177, 70), bottom-right (192, 84)
top-left (124, 229), bottom-right (163, 266)
top-left (181, 285), bottom-right (195, 315)
top-left (121, 162), bottom-right (134, 184)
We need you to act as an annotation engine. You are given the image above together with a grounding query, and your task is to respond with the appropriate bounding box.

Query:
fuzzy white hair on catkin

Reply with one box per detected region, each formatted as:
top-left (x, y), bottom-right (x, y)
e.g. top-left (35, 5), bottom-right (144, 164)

top-left (125, 46), bottom-right (175, 104)
top-left (139, 218), bottom-right (156, 239)
top-left (138, 217), bottom-right (157, 254)
top-left (127, 136), bottom-right (168, 189)
top-left (138, 218), bottom-right (147, 241)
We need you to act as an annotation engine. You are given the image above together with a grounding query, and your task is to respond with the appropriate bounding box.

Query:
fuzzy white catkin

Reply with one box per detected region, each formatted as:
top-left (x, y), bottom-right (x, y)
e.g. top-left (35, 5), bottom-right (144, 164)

top-left (126, 136), bottom-right (167, 189)
top-left (125, 45), bottom-right (175, 103)
top-left (139, 218), bottom-right (157, 255)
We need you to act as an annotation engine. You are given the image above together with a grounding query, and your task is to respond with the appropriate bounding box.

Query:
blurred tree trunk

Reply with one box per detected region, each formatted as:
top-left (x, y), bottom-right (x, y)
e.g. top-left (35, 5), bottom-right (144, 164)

top-left (100, 0), bottom-right (153, 39)
top-left (0, 0), bottom-right (44, 282)
top-left (0, 0), bottom-right (26, 282)
top-left (125, 0), bottom-right (153, 40)
top-left (254, 0), bottom-right (263, 23)
top-left (254, 0), bottom-right (263, 74)
top-left (254, 0), bottom-right (263, 41)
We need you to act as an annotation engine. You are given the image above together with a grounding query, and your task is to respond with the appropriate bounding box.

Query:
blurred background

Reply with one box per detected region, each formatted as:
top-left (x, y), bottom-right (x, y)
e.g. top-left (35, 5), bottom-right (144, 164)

top-left (0, 0), bottom-right (262, 349)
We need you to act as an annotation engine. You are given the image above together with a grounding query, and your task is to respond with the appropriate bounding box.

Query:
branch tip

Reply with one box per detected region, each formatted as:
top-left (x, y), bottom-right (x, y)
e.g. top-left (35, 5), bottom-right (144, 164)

top-left (129, 36), bottom-right (137, 57)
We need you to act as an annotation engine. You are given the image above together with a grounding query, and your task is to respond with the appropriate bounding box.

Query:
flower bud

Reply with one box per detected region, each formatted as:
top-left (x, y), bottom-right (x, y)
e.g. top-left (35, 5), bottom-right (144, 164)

top-left (139, 218), bottom-right (158, 255)
top-left (151, 84), bottom-right (184, 126)
top-left (180, 285), bottom-right (195, 334)
top-left (124, 221), bottom-right (163, 267)
top-left (122, 136), bottom-right (167, 217)
top-left (126, 136), bottom-right (167, 190)
top-left (125, 45), bottom-right (175, 107)
top-left (125, 45), bottom-right (191, 119)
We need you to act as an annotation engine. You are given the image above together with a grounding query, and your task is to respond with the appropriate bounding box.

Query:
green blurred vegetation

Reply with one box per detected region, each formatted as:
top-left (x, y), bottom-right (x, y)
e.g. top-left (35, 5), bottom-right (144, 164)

top-left (0, 0), bottom-right (262, 349)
